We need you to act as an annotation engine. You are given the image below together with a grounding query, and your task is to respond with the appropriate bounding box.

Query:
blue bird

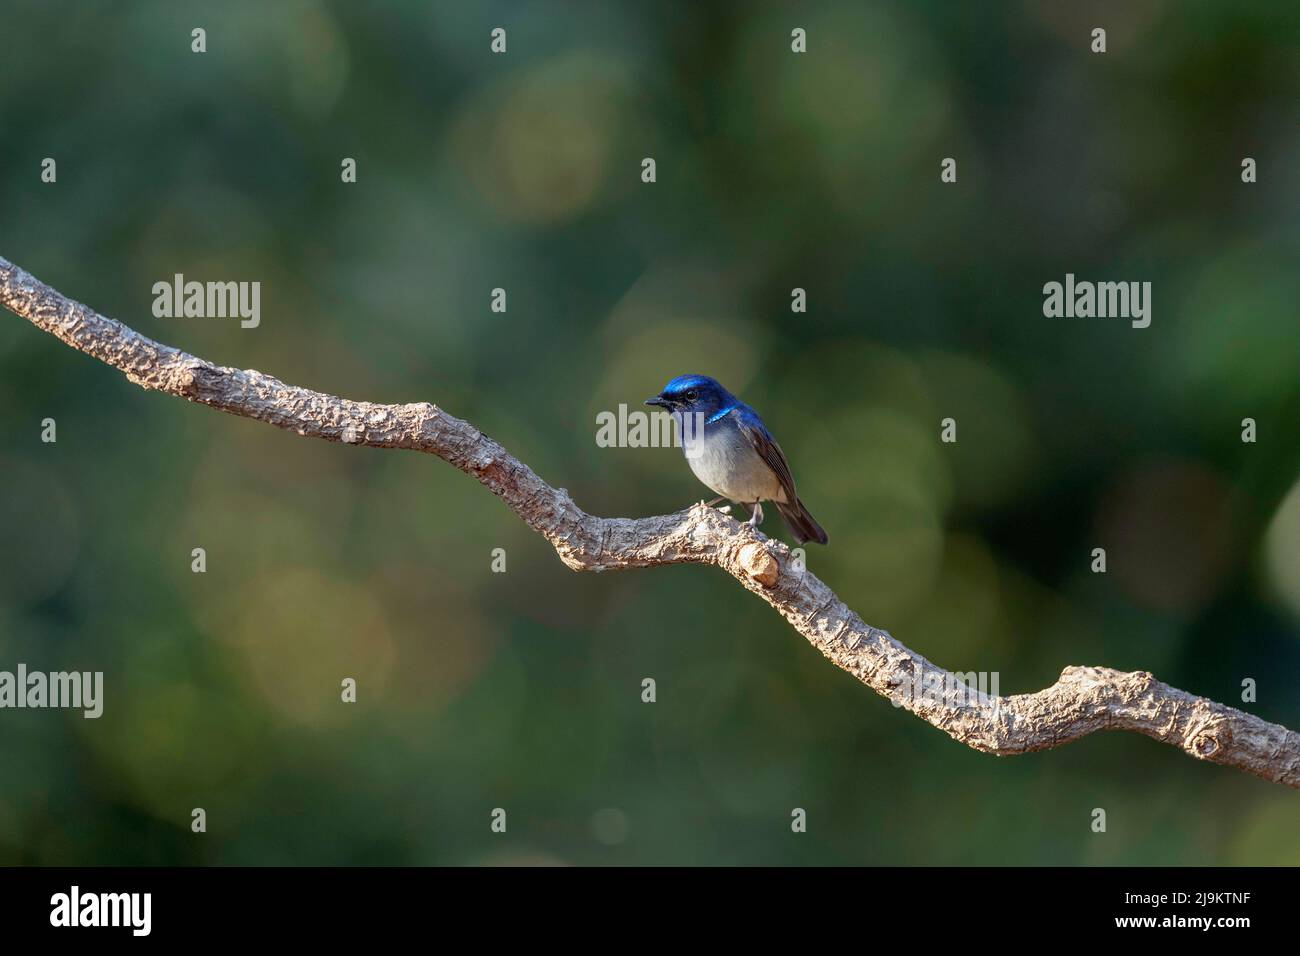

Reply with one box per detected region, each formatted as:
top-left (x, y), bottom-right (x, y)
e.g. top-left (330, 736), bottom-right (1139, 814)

top-left (646, 374), bottom-right (828, 545)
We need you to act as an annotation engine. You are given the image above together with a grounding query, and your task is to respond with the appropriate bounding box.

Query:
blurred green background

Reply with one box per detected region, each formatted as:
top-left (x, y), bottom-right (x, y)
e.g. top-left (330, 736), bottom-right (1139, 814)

top-left (1, 0), bottom-right (1299, 865)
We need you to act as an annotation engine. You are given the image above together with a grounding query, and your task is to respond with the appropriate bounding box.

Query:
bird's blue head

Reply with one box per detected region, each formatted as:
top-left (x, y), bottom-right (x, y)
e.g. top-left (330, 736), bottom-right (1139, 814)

top-left (645, 374), bottom-right (735, 419)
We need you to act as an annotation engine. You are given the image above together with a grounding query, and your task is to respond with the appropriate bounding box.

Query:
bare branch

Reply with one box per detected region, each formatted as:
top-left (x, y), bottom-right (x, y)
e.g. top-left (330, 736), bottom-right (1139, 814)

top-left (4, 254), bottom-right (1298, 789)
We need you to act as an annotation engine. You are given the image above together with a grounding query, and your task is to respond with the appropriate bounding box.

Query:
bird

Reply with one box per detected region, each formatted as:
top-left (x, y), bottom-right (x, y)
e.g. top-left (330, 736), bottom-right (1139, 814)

top-left (645, 374), bottom-right (828, 545)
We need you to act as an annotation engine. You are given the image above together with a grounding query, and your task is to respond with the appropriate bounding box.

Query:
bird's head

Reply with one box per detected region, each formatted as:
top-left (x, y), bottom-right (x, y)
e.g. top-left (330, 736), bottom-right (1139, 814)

top-left (645, 374), bottom-right (733, 418)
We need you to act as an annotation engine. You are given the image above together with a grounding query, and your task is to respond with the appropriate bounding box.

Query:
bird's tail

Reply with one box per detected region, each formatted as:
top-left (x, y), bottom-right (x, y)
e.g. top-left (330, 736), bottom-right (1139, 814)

top-left (776, 497), bottom-right (828, 546)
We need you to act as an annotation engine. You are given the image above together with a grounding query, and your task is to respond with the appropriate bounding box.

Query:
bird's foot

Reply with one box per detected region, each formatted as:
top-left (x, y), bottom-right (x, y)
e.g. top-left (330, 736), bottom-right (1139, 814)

top-left (747, 502), bottom-right (764, 528)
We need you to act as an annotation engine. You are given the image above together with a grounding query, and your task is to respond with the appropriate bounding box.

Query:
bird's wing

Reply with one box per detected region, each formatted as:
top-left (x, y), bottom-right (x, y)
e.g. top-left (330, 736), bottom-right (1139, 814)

top-left (733, 410), bottom-right (800, 504)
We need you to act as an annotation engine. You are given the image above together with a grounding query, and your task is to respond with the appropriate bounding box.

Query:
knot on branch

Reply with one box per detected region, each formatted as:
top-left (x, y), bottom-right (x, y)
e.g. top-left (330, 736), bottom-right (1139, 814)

top-left (167, 356), bottom-right (216, 398)
top-left (1188, 717), bottom-right (1232, 760)
top-left (737, 542), bottom-right (780, 588)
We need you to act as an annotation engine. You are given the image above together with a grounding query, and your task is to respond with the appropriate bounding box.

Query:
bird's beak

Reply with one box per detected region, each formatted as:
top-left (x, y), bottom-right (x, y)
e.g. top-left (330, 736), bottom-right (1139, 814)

top-left (645, 396), bottom-right (669, 408)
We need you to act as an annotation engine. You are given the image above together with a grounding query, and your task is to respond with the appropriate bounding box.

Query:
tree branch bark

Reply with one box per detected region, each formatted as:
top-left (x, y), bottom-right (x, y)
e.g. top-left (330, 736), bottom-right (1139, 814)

top-left (3, 254), bottom-right (1298, 790)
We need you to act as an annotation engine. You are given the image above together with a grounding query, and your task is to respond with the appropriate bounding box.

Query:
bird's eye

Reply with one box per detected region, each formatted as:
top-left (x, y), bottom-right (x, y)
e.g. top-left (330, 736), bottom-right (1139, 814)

top-left (684, 390), bottom-right (697, 402)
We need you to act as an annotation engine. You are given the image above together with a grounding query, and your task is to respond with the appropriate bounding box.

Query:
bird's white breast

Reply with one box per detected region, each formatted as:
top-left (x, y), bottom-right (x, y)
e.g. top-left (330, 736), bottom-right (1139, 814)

top-left (685, 424), bottom-right (786, 504)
